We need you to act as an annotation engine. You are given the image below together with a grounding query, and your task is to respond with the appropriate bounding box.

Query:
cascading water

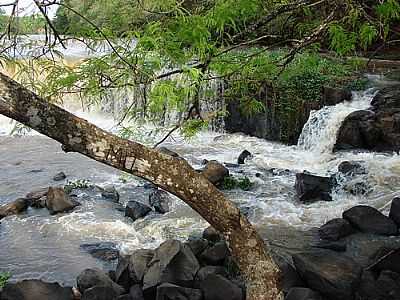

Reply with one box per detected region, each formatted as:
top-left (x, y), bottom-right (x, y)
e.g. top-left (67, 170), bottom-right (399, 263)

top-left (1, 63), bottom-right (400, 286)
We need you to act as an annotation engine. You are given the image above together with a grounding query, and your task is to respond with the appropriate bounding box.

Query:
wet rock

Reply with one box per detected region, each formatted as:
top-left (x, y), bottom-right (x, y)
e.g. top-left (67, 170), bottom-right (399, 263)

top-left (202, 226), bottom-right (221, 243)
top-left (319, 218), bottom-right (355, 241)
top-left (157, 147), bottom-right (180, 158)
top-left (101, 186), bottom-right (120, 202)
top-left (200, 241), bottom-right (229, 265)
top-left (77, 268), bottom-right (125, 295)
top-left (285, 287), bottom-right (323, 300)
top-left (46, 187), bottom-right (80, 215)
top-left (115, 255), bottom-right (132, 291)
top-left (201, 161), bottom-right (229, 186)
top-left (25, 187), bottom-right (48, 201)
top-left (368, 248), bottom-right (400, 274)
top-left (274, 257), bottom-right (305, 293)
top-left (311, 239), bottom-right (347, 252)
top-left (293, 250), bottom-right (362, 300)
top-left (322, 86), bottom-right (352, 106)
top-left (149, 190), bottom-right (170, 214)
top-left (30, 196), bottom-right (47, 209)
top-left (156, 283), bottom-right (202, 300)
top-left (195, 266), bottom-right (228, 282)
top-left (343, 205), bottom-right (398, 236)
top-left (125, 201), bottom-right (152, 221)
top-left (343, 180), bottom-right (372, 196)
top-left (81, 286), bottom-right (118, 300)
top-left (0, 198), bottom-right (29, 219)
top-left (335, 85), bottom-right (400, 152)
top-left (237, 150), bottom-right (252, 164)
top-left (185, 238), bottom-right (209, 257)
top-left (295, 173), bottom-right (335, 203)
top-left (128, 249), bottom-right (155, 284)
top-left (338, 161), bottom-right (367, 176)
top-left (0, 279), bottom-right (73, 300)
top-left (376, 270), bottom-right (400, 300)
top-left (200, 274), bottom-right (243, 300)
top-left (129, 285), bottom-right (144, 300)
top-left (355, 270), bottom-right (387, 300)
top-left (80, 242), bottom-right (119, 261)
top-left (143, 240), bottom-right (199, 299)
top-left (389, 197), bottom-right (400, 226)
top-left (53, 172), bottom-right (67, 181)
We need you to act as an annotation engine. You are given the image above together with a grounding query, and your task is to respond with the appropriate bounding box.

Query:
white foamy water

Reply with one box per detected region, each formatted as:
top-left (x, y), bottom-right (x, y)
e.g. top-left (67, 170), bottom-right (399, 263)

top-left (1, 85), bottom-right (400, 285)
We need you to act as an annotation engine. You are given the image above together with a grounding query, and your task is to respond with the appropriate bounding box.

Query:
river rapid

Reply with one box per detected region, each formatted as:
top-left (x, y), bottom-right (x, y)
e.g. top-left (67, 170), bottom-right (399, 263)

top-left (1, 47), bottom-right (400, 285)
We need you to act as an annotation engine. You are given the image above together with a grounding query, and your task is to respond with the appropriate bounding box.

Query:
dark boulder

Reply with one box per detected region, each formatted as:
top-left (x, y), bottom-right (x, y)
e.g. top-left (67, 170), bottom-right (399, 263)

top-left (295, 173), bottom-right (335, 203)
top-left (0, 279), bottom-right (73, 300)
top-left (115, 255), bottom-right (132, 291)
top-left (389, 197), bottom-right (400, 226)
top-left (128, 249), bottom-right (155, 284)
top-left (81, 286), bottom-right (118, 300)
top-left (202, 226), bottom-right (222, 243)
top-left (53, 172), bottom-right (67, 181)
top-left (237, 150), bottom-right (252, 164)
top-left (149, 190), bottom-right (170, 214)
top-left (25, 187), bottom-right (48, 200)
top-left (125, 201), bottom-right (152, 221)
top-left (46, 187), bottom-right (80, 215)
top-left (293, 250), bottom-right (362, 300)
top-left (376, 270), bottom-right (400, 300)
top-left (318, 218), bottom-right (355, 241)
top-left (143, 240), bottom-right (199, 299)
top-left (156, 283), bottom-right (202, 300)
top-left (0, 198), bottom-right (29, 219)
top-left (322, 86), bottom-right (352, 106)
top-left (201, 161), bottom-right (229, 186)
top-left (285, 287), bottom-right (323, 300)
top-left (368, 248), bottom-right (400, 274)
top-left (338, 161), bottom-right (367, 176)
top-left (185, 238), bottom-right (209, 258)
top-left (129, 285), bottom-right (144, 300)
top-left (200, 274), bottom-right (243, 300)
top-left (274, 256), bottom-right (305, 293)
top-left (101, 186), bottom-right (120, 202)
top-left (311, 239), bottom-right (347, 252)
top-left (343, 205), bottom-right (398, 236)
top-left (195, 266), bottom-right (228, 282)
top-left (335, 85), bottom-right (400, 152)
top-left (80, 242), bottom-right (119, 261)
top-left (356, 270), bottom-right (387, 300)
top-left (200, 241), bottom-right (229, 265)
top-left (77, 268), bottom-right (124, 295)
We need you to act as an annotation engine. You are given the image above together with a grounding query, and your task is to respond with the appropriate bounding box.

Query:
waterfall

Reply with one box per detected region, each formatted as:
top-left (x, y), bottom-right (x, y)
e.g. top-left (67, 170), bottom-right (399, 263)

top-left (297, 88), bottom-right (378, 154)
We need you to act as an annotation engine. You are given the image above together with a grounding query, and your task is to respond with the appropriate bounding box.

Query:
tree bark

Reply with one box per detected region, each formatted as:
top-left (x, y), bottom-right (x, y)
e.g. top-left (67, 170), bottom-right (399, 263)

top-left (0, 72), bottom-right (282, 300)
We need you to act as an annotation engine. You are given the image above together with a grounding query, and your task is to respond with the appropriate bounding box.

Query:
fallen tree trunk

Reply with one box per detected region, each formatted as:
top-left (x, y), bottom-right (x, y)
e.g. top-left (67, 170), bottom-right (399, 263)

top-left (0, 72), bottom-right (282, 299)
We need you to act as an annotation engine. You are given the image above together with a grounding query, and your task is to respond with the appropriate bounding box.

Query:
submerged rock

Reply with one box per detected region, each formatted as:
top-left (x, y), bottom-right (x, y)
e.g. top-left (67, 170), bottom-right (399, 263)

top-left (101, 186), bottom-right (120, 202)
top-left (0, 198), bottom-right (29, 219)
top-left (295, 173), bottom-right (335, 203)
top-left (125, 201), bottom-right (152, 221)
top-left (338, 161), bottom-right (367, 176)
top-left (80, 242), bottom-right (119, 261)
top-left (149, 190), bottom-right (170, 214)
top-left (343, 205), bottom-right (398, 236)
top-left (201, 161), bottom-right (229, 186)
top-left (0, 279), bottom-right (73, 300)
top-left (237, 150), bottom-right (252, 164)
top-left (53, 172), bottom-right (67, 181)
top-left (46, 187), bottom-right (80, 215)
top-left (293, 250), bottom-right (362, 300)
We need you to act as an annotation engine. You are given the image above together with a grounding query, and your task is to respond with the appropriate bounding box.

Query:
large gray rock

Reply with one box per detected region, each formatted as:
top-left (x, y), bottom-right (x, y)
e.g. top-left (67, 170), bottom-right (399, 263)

top-left (318, 218), bottom-right (355, 241)
top-left (0, 279), bottom-right (73, 300)
top-left (101, 186), bottom-right (120, 202)
top-left (143, 240), bottom-right (199, 299)
top-left (129, 249), bottom-right (155, 284)
top-left (293, 250), bottom-right (362, 300)
top-left (201, 161), bottom-right (229, 186)
top-left (77, 268), bottom-right (125, 295)
top-left (125, 201), bottom-right (152, 221)
top-left (295, 173), bottom-right (335, 203)
top-left (0, 198), bottom-right (29, 219)
top-left (200, 241), bottom-right (229, 265)
top-left (343, 205), bottom-right (398, 236)
top-left (149, 190), bottom-right (170, 214)
top-left (46, 187), bottom-right (80, 215)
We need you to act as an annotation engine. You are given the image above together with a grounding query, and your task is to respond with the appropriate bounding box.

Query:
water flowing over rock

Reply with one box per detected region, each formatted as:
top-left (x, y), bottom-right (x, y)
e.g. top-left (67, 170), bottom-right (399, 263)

top-left (335, 84), bottom-right (400, 152)
top-left (149, 190), bottom-right (170, 214)
top-left (295, 173), bottom-right (335, 203)
top-left (100, 186), bottom-right (120, 202)
top-left (80, 242), bottom-right (119, 261)
top-left (125, 201), bottom-right (152, 221)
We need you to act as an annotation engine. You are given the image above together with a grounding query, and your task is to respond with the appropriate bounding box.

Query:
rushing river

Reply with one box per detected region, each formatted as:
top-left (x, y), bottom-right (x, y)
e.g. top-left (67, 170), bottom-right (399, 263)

top-left (1, 62), bottom-right (400, 285)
